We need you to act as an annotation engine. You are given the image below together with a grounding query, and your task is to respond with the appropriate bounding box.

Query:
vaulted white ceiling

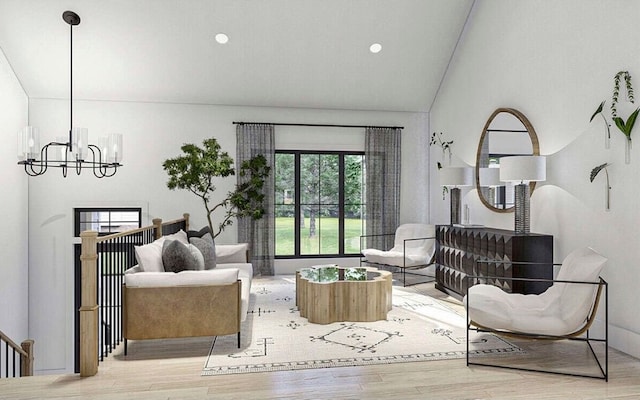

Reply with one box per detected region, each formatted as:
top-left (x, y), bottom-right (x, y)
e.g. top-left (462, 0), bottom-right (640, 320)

top-left (0, 0), bottom-right (473, 113)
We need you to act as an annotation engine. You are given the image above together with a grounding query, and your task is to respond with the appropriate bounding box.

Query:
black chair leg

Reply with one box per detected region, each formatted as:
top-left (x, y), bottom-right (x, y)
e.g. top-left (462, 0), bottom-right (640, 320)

top-left (237, 332), bottom-right (241, 348)
top-left (124, 338), bottom-right (128, 356)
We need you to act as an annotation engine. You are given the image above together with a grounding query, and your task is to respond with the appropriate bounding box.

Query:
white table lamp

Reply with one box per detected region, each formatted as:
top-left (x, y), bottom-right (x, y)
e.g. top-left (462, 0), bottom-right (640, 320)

top-left (499, 156), bottom-right (546, 233)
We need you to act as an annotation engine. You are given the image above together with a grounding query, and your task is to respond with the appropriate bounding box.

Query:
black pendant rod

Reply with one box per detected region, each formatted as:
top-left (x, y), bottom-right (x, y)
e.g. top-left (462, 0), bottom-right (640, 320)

top-left (64, 10), bottom-right (81, 150)
top-left (69, 18), bottom-right (73, 148)
top-left (233, 121), bottom-right (404, 130)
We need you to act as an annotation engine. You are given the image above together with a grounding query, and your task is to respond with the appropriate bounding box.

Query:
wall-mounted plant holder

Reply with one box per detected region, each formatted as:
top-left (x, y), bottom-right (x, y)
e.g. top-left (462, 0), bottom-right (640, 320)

top-left (590, 163), bottom-right (611, 211)
top-left (625, 139), bottom-right (632, 164)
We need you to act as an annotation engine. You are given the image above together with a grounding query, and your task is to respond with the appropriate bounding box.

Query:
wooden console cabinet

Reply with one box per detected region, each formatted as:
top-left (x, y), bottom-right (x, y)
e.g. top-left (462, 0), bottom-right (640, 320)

top-left (435, 225), bottom-right (553, 300)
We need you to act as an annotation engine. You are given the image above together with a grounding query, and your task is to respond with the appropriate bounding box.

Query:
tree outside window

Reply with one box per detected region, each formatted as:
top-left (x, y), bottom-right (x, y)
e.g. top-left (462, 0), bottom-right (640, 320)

top-left (275, 151), bottom-right (364, 257)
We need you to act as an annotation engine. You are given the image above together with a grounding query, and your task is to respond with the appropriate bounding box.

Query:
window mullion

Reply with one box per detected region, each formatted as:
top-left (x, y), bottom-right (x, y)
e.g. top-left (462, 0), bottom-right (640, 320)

top-left (294, 152), bottom-right (301, 257)
top-left (338, 154), bottom-right (345, 255)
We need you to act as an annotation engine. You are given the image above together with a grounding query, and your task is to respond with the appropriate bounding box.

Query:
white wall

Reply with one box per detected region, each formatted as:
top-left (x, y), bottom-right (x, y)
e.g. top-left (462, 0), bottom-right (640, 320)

top-left (0, 49), bottom-right (29, 343)
top-left (430, 0), bottom-right (640, 358)
top-left (26, 99), bottom-right (429, 373)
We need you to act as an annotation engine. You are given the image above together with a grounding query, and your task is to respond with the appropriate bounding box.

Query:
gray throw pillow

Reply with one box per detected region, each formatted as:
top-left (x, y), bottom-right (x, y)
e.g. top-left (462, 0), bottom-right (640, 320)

top-left (190, 235), bottom-right (216, 270)
top-left (162, 239), bottom-right (201, 273)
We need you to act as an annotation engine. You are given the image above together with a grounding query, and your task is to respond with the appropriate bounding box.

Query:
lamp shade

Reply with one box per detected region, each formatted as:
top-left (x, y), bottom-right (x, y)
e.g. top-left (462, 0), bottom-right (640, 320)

top-left (479, 167), bottom-right (501, 187)
top-left (440, 167), bottom-right (473, 187)
top-left (500, 156), bottom-right (546, 183)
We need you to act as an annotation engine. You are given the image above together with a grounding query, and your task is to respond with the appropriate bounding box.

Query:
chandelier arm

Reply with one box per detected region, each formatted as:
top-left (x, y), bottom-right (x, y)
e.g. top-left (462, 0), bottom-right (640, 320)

top-left (88, 145), bottom-right (106, 178)
top-left (24, 163), bottom-right (40, 177)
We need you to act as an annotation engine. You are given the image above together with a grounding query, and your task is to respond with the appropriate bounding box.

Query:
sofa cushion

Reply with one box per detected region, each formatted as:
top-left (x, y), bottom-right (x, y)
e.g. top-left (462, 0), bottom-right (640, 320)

top-left (162, 240), bottom-right (204, 273)
top-left (124, 268), bottom-right (239, 287)
top-left (134, 241), bottom-right (165, 272)
top-left (216, 243), bottom-right (249, 263)
top-left (190, 234), bottom-right (216, 270)
top-left (158, 229), bottom-right (189, 245)
top-left (133, 230), bottom-right (189, 272)
top-left (187, 226), bottom-right (211, 240)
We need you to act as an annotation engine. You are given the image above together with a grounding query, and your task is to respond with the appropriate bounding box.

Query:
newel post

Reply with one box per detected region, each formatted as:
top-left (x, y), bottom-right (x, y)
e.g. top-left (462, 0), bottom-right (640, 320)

top-left (20, 339), bottom-right (34, 377)
top-left (79, 230), bottom-right (99, 377)
top-left (152, 218), bottom-right (163, 240)
top-left (183, 213), bottom-right (190, 231)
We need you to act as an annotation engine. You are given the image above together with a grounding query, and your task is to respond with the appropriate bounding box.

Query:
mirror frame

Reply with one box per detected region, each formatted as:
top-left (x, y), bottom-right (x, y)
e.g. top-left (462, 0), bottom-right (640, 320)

top-left (475, 108), bottom-right (540, 213)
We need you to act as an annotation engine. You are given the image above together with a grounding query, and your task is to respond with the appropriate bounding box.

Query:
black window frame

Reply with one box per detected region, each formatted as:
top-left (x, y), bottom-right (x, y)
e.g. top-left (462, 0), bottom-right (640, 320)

top-left (275, 150), bottom-right (365, 259)
top-left (74, 207), bottom-right (142, 236)
top-left (73, 206), bottom-right (142, 373)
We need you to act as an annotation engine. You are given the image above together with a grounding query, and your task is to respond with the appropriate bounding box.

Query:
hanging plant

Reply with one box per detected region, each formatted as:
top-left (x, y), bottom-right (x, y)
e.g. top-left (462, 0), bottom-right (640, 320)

top-left (590, 163), bottom-right (611, 211)
top-left (436, 162), bottom-right (450, 200)
top-left (611, 71), bottom-right (639, 141)
top-left (430, 132), bottom-right (454, 165)
top-left (590, 101), bottom-right (611, 148)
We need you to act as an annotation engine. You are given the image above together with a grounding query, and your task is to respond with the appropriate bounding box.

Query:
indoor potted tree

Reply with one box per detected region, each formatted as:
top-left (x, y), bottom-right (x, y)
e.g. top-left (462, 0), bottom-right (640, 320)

top-left (163, 138), bottom-right (270, 238)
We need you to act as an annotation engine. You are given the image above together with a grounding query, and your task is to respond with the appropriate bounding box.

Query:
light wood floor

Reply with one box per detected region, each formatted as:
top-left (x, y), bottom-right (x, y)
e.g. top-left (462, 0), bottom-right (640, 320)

top-left (2, 278), bottom-right (640, 400)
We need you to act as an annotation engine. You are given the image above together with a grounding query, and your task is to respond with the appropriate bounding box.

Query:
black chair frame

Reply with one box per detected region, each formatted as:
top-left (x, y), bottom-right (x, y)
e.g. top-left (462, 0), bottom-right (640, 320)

top-left (465, 260), bottom-right (608, 381)
top-left (360, 232), bottom-right (436, 287)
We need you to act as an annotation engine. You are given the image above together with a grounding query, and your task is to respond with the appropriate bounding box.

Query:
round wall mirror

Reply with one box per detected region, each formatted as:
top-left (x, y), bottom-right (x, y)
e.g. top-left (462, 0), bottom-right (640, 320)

top-left (475, 108), bottom-right (540, 212)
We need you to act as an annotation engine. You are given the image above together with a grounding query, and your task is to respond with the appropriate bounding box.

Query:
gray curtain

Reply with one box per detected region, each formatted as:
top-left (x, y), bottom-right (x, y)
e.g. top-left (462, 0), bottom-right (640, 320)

top-left (236, 124), bottom-right (275, 275)
top-left (365, 127), bottom-right (401, 250)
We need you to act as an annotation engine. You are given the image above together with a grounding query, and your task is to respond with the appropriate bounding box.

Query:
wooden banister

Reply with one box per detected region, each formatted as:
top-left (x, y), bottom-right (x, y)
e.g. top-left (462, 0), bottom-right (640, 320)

top-left (0, 330), bottom-right (27, 357)
top-left (0, 330), bottom-right (34, 377)
top-left (79, 214), bottom-right (189, 377)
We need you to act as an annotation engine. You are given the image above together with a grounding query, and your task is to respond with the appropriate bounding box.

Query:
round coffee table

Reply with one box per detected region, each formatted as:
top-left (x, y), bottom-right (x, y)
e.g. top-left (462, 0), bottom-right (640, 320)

top-left (295, 266), bottom-right (392, 324)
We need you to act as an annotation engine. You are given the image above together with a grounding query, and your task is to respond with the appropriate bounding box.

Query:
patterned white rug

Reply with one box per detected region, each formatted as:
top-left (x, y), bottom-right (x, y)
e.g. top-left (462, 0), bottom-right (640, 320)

top-left (202, 276), bottom-right (520, 376)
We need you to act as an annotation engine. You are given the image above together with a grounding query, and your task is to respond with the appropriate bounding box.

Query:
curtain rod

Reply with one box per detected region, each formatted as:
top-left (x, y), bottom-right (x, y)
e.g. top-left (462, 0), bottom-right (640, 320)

top-left (233, 121), bottom-right (404, 130)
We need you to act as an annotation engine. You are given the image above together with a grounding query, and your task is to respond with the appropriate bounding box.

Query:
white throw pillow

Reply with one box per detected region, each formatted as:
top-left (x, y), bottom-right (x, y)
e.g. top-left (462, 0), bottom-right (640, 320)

top-left (134, 241), bottom-right (164, 272)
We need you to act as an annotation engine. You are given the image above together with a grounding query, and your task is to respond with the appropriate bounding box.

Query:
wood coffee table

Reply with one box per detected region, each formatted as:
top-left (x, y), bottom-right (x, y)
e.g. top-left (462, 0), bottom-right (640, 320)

top-left (295, 266), bottom-right (392, 324)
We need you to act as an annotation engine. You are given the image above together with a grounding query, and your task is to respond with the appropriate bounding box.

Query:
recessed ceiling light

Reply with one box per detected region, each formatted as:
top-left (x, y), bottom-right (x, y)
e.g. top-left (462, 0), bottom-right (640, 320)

top-left (369, 43), bottom-right (382, 53)
top-left (215, 33), bottom-right (229, 44)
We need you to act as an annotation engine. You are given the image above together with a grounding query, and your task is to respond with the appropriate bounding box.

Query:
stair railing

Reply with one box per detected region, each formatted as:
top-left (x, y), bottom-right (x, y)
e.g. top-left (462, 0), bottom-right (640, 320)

top-left (79, 213), bottom-right (189, 377)
top-left (0, 330), bottom-right (34, 378)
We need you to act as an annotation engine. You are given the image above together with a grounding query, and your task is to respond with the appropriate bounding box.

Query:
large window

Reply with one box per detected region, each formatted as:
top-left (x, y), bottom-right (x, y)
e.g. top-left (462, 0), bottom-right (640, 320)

top-left (275, 151), bottom-right (365, 257)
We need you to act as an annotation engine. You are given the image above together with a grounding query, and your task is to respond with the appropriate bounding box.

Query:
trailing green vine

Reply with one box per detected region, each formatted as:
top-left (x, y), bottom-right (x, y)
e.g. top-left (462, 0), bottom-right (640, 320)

top-left (610, 71), bottom-right (639, 141)
top-left (430, 132), bottom-right (454, 162)
top-left (431, 132), bottom-right (455, 200)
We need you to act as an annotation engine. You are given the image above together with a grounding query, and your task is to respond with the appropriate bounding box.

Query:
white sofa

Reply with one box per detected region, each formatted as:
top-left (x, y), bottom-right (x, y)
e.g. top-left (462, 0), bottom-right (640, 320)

top-left (125, 243), bottom-right (253, 320)
top-left (122, 238), bottom-right (253, 353)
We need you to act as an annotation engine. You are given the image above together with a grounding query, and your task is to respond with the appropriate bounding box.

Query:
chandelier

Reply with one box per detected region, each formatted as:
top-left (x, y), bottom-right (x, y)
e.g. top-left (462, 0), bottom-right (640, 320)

top-left (17, 11), bottom-right (123, 178)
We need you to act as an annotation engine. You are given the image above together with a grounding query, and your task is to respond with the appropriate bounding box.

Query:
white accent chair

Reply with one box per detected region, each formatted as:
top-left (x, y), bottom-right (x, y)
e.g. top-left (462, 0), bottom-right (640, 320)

top-left (360, 224), bottom-right (436, 286)
top-left (464, 247), bottom-right (608, 380)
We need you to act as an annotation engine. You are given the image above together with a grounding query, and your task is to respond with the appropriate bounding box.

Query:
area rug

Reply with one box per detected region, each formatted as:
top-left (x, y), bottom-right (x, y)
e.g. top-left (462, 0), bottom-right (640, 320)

top-left (202, 276), bottom-right (521, 376)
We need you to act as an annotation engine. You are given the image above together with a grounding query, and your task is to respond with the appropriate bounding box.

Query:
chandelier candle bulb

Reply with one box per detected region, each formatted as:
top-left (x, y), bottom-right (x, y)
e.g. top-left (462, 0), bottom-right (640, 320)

top-left (72, 127), bottom-right (88, 161)
top-left (18, 126), bottom-right (40, 160)
top-left (108, 133), bottom-right (123, 163)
